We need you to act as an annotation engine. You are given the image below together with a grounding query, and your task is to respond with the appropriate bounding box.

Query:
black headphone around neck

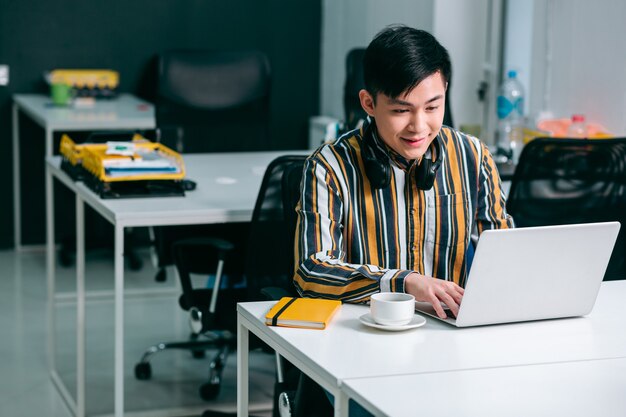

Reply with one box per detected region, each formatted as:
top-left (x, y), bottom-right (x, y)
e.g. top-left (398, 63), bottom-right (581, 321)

top-left (361, 120), bottom-right (443, 190)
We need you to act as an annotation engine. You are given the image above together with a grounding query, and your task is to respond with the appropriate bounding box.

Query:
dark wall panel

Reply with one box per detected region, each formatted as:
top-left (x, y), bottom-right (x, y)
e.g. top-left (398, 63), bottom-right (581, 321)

top-left (0, 0), bottom-right (321, 248)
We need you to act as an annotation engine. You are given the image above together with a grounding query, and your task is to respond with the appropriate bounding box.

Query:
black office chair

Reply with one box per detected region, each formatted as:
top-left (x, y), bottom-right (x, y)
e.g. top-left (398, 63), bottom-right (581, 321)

top-left (135, 155), bottom-right (308, 405)
top-left (343, 47), bottom-right (454, 131)
top-left (203, 155), bottom-right (331, 417)
top-left (259, 157), bottom-right (334, 417)
top-left (134, 235), bottom-right (245, 400)
top-left (507, 137), bottom-right (626, 281)
top-left (152, 49), bottom-right (272, 282)
top-left (243, 156), bottom-right (309, 304)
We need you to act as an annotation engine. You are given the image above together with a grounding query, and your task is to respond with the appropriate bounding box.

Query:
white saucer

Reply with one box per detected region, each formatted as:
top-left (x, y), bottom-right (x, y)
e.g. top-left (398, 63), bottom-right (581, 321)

top-left (359, 313), bottom-right (426, 331)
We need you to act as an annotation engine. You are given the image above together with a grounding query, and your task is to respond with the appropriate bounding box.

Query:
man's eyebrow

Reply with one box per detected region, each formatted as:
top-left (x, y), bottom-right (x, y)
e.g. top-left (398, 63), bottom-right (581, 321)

top-left (388, 94), bottom-right (444, 106)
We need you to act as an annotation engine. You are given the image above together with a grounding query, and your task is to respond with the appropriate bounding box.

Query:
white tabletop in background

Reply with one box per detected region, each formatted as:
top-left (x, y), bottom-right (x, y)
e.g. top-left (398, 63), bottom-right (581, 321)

top-left (46, 150), bottom-right (310, 227)
top-left (342, 356), bottom-right (626, 417)
top-left (238, 280), bottom-right (626, 385)
top-left (14, 93), bottom-right (155, 130)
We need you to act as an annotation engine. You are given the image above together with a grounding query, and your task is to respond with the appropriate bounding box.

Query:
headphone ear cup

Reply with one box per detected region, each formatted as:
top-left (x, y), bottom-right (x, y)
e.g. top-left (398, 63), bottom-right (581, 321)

top-left (414, 158), bottom-right (437, 190)
top-left (364, 158), bottom-right (391, 189)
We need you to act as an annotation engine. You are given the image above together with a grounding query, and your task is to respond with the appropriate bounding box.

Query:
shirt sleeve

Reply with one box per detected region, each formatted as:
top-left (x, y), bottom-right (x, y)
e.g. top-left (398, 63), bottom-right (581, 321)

top-left (293, 157), bottom-right (412, 302)
top-left (475, 142), bottom-right (515, 234)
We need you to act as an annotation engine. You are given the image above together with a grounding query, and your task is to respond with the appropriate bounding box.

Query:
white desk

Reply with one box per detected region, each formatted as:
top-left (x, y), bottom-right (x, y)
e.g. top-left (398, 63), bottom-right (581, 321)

top-left (342, 357), bottom-right (626, 417)
top-left (13, 93), bottom-right (155, 249)
top-left (46, 151), bottom-right (309, 417)
top-left (237, 281), bottom-right (626, 416)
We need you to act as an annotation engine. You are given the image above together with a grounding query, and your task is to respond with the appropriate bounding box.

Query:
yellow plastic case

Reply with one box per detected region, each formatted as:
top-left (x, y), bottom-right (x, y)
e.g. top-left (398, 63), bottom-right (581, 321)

top-left (49, 69), bottom-right (119, 90)
top-left (81, 142), bottom-right (185, 183)
top-left (59, 134), bottom-right (187, 199)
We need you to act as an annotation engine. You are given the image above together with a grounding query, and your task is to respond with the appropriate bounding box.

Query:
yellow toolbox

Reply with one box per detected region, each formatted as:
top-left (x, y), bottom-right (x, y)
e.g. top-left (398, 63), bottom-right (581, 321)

top-left (60, 133), bottom-right (187, 198)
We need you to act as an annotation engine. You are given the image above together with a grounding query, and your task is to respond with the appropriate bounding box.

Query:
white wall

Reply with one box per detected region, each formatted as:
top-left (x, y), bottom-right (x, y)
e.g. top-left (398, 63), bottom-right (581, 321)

top-left (433, 0), bottom-right (491, 129)
top-left (502, 1), bottom-right (534, 116)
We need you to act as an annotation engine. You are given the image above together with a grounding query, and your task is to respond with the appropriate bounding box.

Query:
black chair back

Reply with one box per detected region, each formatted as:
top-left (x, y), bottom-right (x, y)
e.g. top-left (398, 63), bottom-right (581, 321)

top-left (156, 49), bottom-right (271, 153)
top-left (244, 155), bottom-right (308, 302)
top-left (344, 48), bottom-right (368, 131)
top-left (507, 137), bottom-right (626, 281)
top-left (153, 49), bottom-right (270, 275)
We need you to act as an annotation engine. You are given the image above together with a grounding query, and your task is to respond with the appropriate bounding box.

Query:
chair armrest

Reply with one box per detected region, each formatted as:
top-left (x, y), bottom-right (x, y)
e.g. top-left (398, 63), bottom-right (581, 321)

top-left (260, 286), bottom-right (292, 301)
top-left (173, 237), bottom-right (234, 253)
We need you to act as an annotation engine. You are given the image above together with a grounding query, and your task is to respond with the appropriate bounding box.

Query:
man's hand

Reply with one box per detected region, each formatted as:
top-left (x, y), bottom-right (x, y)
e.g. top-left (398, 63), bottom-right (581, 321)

top-left (404, 272), bottom-right (464, 319)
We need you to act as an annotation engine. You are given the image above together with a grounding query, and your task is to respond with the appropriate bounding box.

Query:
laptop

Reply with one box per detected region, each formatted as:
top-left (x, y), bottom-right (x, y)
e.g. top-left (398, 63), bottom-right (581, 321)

top-left (414, 222), bottom-right (621, 327)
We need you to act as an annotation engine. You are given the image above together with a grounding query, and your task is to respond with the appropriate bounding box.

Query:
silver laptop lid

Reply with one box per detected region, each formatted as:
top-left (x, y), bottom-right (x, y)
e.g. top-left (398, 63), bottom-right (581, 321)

top-left (416, 222), bottom-right (620, 327)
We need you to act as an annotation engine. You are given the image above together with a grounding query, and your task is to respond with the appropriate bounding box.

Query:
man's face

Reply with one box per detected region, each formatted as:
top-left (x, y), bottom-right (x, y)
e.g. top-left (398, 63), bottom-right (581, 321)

top-left (359, 71), bottom-right (447, 161)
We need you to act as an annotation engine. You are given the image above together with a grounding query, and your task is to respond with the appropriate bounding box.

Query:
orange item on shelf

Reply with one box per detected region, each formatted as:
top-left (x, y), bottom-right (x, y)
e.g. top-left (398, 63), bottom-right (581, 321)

top-left (537, 118), bottom-right (612, 139)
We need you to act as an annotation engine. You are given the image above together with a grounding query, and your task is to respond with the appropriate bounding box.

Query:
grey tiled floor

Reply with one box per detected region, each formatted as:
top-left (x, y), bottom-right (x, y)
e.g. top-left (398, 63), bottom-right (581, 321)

top-left (0, 248), bottom-right (274, 417)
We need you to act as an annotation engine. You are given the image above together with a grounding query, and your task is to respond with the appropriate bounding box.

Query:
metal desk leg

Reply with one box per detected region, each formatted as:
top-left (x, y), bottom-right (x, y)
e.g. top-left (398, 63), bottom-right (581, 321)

top-left (48, 165), bottom-right (77, 415)
top-left (237, 316), bottom-right (249, 417)
top-left (12, 103), bottom-right (20, 250)
top-left (45, 127), bottom-right (53, 157)
top-left (334, 390), bottom-right (349, 417)
top-left (46, 165), bottom-right (56, 374)
top-left (114, 224), bottom-right (125, 417)
top-left (76, 196), bottom-right (86, 417)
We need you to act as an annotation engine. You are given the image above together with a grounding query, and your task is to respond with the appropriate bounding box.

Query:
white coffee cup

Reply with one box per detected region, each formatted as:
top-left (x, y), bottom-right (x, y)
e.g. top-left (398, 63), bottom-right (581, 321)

top-left (370, 292), bottom-right (416, 326)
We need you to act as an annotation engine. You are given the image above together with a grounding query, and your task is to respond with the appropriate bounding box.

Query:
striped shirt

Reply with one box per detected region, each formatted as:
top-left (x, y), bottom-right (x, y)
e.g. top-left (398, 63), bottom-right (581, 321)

top-left (293, 122), bottom-right (514, 302)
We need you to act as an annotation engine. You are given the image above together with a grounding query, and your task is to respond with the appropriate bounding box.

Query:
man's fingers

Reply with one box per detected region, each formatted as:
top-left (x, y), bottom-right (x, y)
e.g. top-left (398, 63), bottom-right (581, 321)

top-left (437, 291), bottom-right (459, 317)
top-left (450, 285), bottom-right (464, 305)
top-left (445, 282), bottom-right (464, 305)
top-left (448, 281), bottom-right (464, 295)
top-left (429, 295), bottom-right (446, 319)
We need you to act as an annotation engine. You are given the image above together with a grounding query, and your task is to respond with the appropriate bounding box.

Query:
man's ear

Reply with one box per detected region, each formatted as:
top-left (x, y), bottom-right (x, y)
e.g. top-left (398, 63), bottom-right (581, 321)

top-left (359, 89), bottom-right (375, 117)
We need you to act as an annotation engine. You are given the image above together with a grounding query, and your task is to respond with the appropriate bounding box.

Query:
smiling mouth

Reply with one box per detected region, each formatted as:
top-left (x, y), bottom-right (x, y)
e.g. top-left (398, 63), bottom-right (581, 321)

top-left (401, 137), bottom-right (426, 146)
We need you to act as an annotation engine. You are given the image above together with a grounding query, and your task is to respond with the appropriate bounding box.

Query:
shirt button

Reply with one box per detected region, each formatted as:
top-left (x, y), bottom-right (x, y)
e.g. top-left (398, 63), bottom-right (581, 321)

top-left (411, 245), bottom-right (417, 251)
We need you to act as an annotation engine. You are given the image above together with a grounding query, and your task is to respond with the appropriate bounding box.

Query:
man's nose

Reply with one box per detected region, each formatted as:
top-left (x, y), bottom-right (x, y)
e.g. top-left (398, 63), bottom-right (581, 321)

top-left (407, 111), bottom-right (427, 133)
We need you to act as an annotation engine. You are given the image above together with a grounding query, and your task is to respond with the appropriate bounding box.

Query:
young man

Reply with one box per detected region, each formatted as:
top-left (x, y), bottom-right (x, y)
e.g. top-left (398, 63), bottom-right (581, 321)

top-left (294, 25), bottom-right (514, 319)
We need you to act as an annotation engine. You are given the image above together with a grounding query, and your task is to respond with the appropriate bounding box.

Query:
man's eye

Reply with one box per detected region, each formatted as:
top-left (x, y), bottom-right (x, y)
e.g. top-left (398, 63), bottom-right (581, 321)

top-left (426, 106), bottom-right (439, 112)
top-left (392, 109), bottom-right (408, 113)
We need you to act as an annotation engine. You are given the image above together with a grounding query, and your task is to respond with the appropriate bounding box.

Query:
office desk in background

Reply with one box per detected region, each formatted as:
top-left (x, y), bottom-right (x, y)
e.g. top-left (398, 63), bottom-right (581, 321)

top-left (45, 151), bottom-right (309, 417)
top-left (237, 281), bottom-right (626, 417)
top-left (12, 93), bottom-right (155, 249)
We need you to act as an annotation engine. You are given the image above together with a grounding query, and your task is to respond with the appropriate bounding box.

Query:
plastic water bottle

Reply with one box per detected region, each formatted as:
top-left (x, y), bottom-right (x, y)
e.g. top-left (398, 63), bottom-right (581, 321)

top-left (567, 114), bottom-right (587, 138)
top-left (496, 70), bottom-right (525, 163)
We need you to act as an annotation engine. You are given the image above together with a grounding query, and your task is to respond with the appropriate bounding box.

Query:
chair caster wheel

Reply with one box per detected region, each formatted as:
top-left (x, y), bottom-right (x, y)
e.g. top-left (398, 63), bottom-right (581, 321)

top-left (128, 253), bottom-right (143, 271)
top-left (199, 381), bottom-right (220, 400)
top-left (58, 248), bottom-right (73, 267)
top-left (192, 350), bottom-right (206, 359)
top-left (134, 362), bottom-right (152, 380)
top-left (155, 268), bottom-right (167, 282)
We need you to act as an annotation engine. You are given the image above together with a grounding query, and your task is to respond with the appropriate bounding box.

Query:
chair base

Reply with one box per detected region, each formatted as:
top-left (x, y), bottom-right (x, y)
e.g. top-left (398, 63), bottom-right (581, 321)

top-left (134, 331), bottom-right (234, 400)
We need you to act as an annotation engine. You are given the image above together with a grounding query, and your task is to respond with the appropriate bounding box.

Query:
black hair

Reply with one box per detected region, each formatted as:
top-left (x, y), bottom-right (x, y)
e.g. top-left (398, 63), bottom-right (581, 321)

top-left (363, 25), bottom-right (451, 101)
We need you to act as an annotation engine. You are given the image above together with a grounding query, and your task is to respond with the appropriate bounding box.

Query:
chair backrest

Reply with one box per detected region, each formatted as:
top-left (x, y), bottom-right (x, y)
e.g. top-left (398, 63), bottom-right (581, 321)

top-left (507, 137), bottom-right (626, 281)
top-left (344, 48), bottom-right (368, 131)
top-left (282, 159), bottom-right (307, 278)
top-left (156, 49), bottom-right (271, 153)
top-left (343, 47), bottom-right (454, 130)
top-left (244, 155), bottom-right (308, 301)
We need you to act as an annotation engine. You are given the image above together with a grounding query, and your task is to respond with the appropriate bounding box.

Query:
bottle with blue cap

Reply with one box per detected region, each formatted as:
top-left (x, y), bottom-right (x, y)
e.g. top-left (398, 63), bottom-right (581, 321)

top-left (496, 70), bottom-right (525, 163)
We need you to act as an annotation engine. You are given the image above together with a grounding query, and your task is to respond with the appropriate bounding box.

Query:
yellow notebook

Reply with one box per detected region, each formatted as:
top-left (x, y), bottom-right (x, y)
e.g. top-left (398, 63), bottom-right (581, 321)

top-left (265, 297), bottom-right (341, 330)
